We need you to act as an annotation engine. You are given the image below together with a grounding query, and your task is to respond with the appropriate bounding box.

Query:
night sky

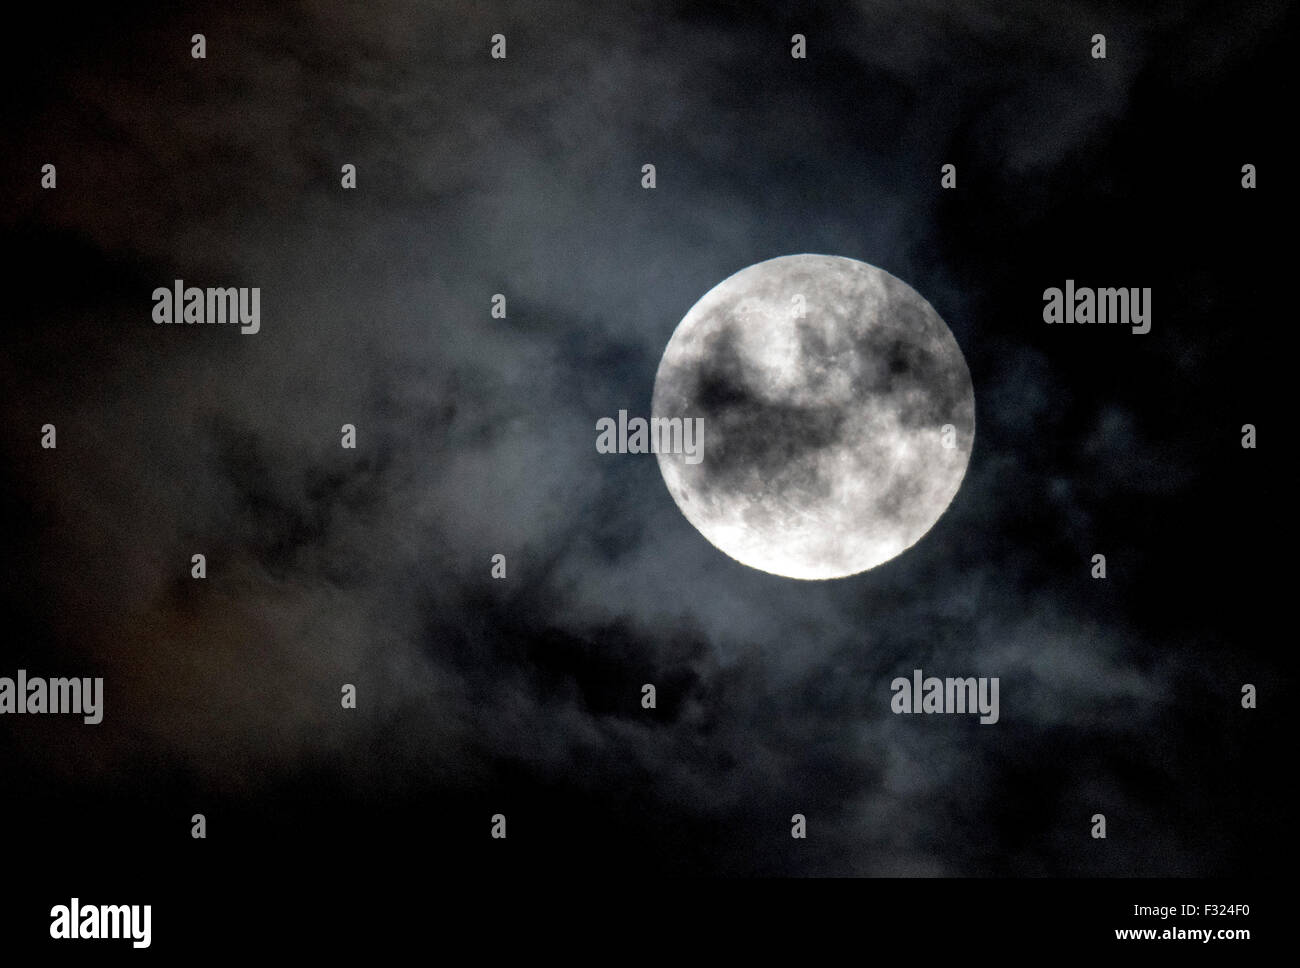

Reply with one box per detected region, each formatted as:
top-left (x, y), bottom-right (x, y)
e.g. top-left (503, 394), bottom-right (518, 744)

top-left (0, 0), bottom-right (1290, 911)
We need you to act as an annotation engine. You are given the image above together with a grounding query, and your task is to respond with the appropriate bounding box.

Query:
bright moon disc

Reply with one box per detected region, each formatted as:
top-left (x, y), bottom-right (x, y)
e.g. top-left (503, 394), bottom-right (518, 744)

top-left (652, 254), bottom-right (975, 579)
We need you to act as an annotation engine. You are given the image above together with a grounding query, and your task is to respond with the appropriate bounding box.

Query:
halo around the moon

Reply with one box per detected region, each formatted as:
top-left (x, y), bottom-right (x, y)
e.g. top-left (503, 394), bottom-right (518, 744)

top-left (652, 254), bottom-right (975, 580)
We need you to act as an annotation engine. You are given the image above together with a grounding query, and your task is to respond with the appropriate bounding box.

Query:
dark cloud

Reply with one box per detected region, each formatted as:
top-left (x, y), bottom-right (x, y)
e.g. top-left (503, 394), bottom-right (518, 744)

top-left (0, 0), bottom-right (1288, 878)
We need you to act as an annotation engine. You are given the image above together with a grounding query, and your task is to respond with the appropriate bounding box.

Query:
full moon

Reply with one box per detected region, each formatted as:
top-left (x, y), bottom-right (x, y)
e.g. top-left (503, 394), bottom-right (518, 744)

top-left (652, 254), bottom-right (975, 580)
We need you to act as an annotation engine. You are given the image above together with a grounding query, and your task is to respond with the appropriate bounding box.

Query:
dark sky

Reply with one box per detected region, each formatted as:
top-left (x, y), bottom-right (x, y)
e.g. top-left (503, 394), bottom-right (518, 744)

top-left (0, 0), bottom-right (1290, 888)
